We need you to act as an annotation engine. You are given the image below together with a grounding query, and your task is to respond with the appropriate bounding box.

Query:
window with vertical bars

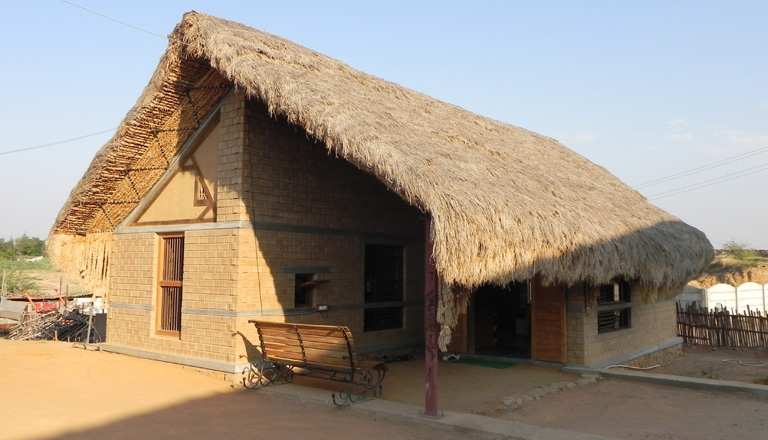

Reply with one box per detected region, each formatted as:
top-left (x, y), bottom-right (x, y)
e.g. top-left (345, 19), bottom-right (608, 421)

top-left (158, 234), bottom-right (184, 335)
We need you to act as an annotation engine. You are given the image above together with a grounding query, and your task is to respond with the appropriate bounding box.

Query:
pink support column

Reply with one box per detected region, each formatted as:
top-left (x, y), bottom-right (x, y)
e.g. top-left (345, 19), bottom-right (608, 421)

top-left (423, 217), bottom-right (439, 417)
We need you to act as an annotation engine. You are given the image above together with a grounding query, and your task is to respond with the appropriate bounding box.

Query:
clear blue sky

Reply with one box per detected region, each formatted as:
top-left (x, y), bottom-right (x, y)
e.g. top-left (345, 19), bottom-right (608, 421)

top-left (1, 1), bottom-right (766, 249)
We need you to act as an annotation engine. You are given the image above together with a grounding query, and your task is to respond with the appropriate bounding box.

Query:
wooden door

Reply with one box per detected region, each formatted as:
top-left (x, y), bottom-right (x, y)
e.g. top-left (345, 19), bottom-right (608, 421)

top-left (530, 277), bottom-right (566, 363)
top-left (446, 311), bottom-right (469, 353)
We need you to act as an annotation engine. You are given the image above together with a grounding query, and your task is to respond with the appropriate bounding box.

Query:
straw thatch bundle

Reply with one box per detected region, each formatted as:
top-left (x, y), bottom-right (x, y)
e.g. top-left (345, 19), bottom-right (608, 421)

top-left (48, 12), bottom-right (712, 347)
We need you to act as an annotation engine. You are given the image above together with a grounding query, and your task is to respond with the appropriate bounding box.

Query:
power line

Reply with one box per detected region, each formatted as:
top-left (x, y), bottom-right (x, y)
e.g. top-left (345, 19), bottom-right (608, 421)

top-left (647, 162), bottom-right (768, 200)
top-left (4, 122), bottom-right (765, 202)
top-left (0, 129), bottom-right (115, 155)
top-left (634, 145), bottom-right (768, 189)
top-left (58, 0), bottom-right (165, 38)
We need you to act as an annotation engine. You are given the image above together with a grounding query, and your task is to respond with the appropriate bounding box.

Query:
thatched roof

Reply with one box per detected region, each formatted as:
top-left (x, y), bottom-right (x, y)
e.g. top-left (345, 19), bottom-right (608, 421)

top-left (49, 11), bottom-right (712, 300)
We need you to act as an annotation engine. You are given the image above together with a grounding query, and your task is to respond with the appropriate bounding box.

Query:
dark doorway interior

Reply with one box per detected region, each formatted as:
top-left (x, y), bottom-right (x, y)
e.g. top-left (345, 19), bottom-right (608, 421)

top-left (473, 281), bottom-right (531, 358)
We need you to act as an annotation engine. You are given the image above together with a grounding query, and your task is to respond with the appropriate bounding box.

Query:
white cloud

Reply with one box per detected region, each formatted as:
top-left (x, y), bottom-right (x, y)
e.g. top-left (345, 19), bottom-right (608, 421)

top-left (714, 130), bottom-right (768, 149)
top-left (666, 134), bottom-right (694, 141)
top-left (563, 133), bottom-right (596, 143)
top-left (666, 118), bottom-right (685, 126)
top-left (692, 130), bottom-right (768, 157)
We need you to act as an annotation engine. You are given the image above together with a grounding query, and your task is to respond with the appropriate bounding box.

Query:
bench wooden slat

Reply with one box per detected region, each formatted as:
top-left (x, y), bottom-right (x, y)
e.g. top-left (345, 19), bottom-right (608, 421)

top-left (301, 339), bottom-right (349, 350)
top-left (300, 332), bottom-right (349, 341)
top-left (260, 336), bottom-right (302, 346)
top-left (263, 344), bottom-right (303, 352)
top-left (262, 341), bottom-right (304, 350)
top-left (264, 348), bottom-right (305, 360)
top-left (270, 354), bottom-right (305, 362)
top-left (296, 327), bottom-right (349, 337)
top-left (257, 329), bottom-right (298, 336)
top-left (263, 348), bottom-right (301, 355)
top-left (301, 342), bottom-right (349, 352)
top-left (258, 329), bottom-right (300, 338)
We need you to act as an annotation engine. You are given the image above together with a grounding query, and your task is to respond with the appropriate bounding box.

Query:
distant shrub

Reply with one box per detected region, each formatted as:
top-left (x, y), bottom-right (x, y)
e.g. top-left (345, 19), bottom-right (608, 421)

top-left (0, 258), bottom-right (53, 272)
top-left (0, 238), bottom-right (14, 260)
top-left (0, 269), bottom-right (40, 294)
top-left (721, 240), bottom-right (762, 267)
top-left (0, 248), bottom-right (14, 260)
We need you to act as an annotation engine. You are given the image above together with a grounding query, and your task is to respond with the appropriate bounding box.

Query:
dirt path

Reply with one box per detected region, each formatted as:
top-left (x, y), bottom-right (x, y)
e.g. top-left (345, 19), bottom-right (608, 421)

top-left (4, 340), bottom-right (768, 440)
top-left (1, 340), bottom-right (473, 440)
top-left (502, 378), bottom-right (768, 440)
top-left (651, 344), bottom-right (768, 384)
top-left (498, 344), bottom-right (768, 440)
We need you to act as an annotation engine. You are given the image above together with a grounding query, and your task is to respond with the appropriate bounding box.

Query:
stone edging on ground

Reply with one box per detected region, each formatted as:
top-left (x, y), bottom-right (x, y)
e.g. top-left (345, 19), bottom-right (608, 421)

top-left (589, 367), bottom-right (768, 399)
top-left (501, 374), bottom-right (601, 411)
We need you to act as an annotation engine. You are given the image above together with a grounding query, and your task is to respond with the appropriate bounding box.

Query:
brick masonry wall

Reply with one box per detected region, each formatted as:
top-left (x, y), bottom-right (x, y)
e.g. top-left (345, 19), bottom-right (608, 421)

top-left (233, 95), bottom-right (426, 361)
top-left (565, 285), bottom-right (587, 365)
top-left (106, 93), bottom-right (261, 366)
top-left (567, 283), bottom-right (679, 366)
top-left (217, 89), bottom-right (252, 223)
top-left (107, 230), bottom-right (243, 365)
top-left (108, 91), bottom-right (428, 369)
top-left (180, 229), bottom-right (241, 364)
top-left (107, 232), bottom-right (155, 348)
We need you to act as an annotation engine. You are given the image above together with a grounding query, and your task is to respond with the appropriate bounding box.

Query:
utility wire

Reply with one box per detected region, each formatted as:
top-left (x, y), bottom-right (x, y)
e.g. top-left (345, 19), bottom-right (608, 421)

top-left (58, 0), bottom-right (165, 38)
top-left (648, 162), bottom-right (768, 200)
top-left (0, 129), bottom-right (115, 156)
top-left (634, 145), bottom-right (768, 189)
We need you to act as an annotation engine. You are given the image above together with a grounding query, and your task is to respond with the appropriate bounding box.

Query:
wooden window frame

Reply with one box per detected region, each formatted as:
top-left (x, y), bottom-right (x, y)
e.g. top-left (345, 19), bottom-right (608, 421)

top-left (596, 281), bottom-right (631, 333)
top-left (157, 233), bottom-right (184, 337)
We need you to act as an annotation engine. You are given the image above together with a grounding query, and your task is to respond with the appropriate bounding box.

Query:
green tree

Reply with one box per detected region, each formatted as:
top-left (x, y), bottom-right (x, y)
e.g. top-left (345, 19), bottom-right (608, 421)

top-left (13, 234), bottom-right (45, 256)
top-left (0, 238), bottom-right (14, 260)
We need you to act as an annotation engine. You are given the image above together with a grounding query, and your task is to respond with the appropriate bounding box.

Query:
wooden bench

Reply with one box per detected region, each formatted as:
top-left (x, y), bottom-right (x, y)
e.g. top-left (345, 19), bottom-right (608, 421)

top-left (243, 320), bottom-right (387, 407)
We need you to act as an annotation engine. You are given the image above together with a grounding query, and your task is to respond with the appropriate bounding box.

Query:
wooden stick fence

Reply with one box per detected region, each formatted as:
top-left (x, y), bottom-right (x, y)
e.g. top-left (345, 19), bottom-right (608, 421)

top-left (677, 302), bottom-right (768, 347)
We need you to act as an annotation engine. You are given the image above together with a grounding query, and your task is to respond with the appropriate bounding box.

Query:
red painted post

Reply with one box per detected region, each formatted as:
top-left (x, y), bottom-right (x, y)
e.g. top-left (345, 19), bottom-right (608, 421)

top-left (424, 217), bottom-right (439, 417)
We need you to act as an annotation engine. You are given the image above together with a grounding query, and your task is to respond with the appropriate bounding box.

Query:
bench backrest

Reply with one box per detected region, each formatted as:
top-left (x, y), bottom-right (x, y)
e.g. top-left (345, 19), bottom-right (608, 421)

top-left (249, 320), bottom-right (359, 373)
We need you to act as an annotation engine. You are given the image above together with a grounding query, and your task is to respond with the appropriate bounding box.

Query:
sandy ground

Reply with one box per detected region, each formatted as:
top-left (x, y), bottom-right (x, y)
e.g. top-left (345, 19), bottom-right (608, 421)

top-left (504, 379), bottom-right (768, 440)
top-left (1, 340), bottom-right (473, 440)
top-left (3, 340), bottom-right (768, 440)
top-left (500, 344), bottom-right (768, 440)
top-left (651, 344), bottom-right (768, 384)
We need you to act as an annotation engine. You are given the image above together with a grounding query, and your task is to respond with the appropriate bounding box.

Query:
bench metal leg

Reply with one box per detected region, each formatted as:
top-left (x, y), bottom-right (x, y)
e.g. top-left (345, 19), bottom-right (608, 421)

top-left (332, 381), bottom-right (358, 407)
top-left (331, 366), bottom-right (387, 407)
top-left (242, 362), bottom-right (294, 389)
